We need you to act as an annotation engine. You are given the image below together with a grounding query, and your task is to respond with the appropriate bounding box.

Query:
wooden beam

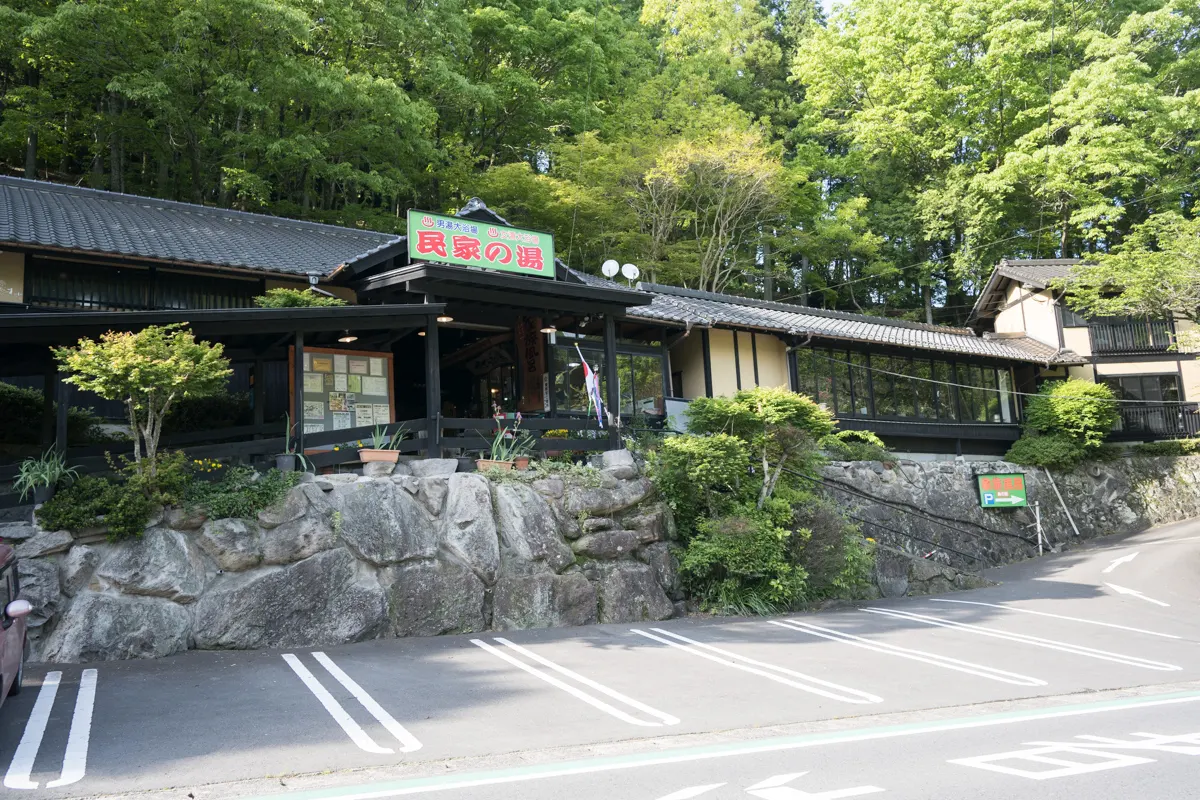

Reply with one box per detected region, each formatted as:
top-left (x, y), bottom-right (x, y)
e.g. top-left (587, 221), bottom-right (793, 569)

top-left (424, 310), bottom-right (442, 458)
top-left (604, 314), bottom-right (620, 448)
top-left (293, 331), bottom-right (305, 454)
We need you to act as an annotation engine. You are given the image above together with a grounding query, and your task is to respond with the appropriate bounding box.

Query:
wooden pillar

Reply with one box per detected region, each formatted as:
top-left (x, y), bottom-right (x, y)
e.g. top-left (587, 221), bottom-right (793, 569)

top-left (603, 314), bottom-right (620, 448)
top-left (293, 331), bottom-right (305, 454)
top-left (787, 346), bottom-right (799, 394)
top-left (660, 330), bottom-right (671, 402)
top-left (54, 371), bottom-right (69, 456)
top-left (751, 332), bottom-right (760, 387)
top-left (424, 312), bottom-right (442, 458)
top-left (733, 330), bottom-right (742, 390)
top-left (701, 329), bottom-right (713, 398)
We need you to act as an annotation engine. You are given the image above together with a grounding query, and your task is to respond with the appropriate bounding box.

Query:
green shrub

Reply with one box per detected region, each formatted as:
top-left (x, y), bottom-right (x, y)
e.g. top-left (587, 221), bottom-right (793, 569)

top-left (646, 433), bottom-right (749, 538)
top-left (1023, 380), bottom-right (1119, 448)
top-left (1132, 438), bottom-right (1200, 457)
top-left (818, 429), bottom-right (892, 462)
top-left (687, 386), bottom-right (836, 440)
top-left (35, 451), bottom-right (191, 540)
top-left (679, 509), bottom-right (807, 615)
top-left (254, 287), bottom-right (347, 308)
top-left (1005, 434), bottom-right (1088, 469)
top-left (790, 496), bottom-right (874, 600)
top-left (185, 466), bottom-right (303, 520)
top-left (0, 381), bottom-right (114, 445)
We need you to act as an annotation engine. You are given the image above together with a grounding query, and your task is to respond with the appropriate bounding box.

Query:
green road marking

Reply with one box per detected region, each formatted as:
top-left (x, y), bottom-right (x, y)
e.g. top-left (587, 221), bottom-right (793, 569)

top-left (245, 689), bottom-right (1200, 800)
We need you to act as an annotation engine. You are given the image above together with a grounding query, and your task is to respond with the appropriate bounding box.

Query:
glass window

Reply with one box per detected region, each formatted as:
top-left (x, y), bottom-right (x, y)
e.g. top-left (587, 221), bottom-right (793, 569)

top-left (793, 349), bottom-right (815, 398)
top-left (873, 355), bottom-right (896, 417)
top-left (998, 369), bottom-right (1015, 423)
top-left (982, 368), bottom-right (1001, 422)
top-left (892, 357), bottom-right (914, 417)
top-left (814, 350), bottom-right (834, 408)
top-left (934, 361), bottom-right (956, 420)
top-left (914, 360), bottom-right (935, 418)
top-left (554, 347), bottom-right (603, 413)
top-left (1160, 375), bottom-right (1180, 403)
top-left (832, 352), bottom-right (853, 416)
top-left (631, 354), bottom-right (664, 414)
top-left (849, 352), bottom-right (872, 416)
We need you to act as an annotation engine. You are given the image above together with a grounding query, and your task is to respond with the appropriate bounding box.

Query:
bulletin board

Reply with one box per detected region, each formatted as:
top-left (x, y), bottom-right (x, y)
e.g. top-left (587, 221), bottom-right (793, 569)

top-left (288, 346), bottom-right (395, 435)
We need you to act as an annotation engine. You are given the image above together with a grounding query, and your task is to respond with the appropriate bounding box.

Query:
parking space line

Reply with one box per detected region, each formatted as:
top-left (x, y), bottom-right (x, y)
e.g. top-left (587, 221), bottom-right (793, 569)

top-left (282, 654), bottom-right (394, 754)
top-left (864, 608), bottom-right (1182, 671)
top-left (45, 668), bottom-right (98, 788)
top-left (470, 638), bottom-right (679, 727)
top-left (312, 653), bottom-right (422, 753)
top-left (770, 620), bottom-right (1047, 687)
top-left (929, 598), bottom-right (1182, 640)
top-left (631, 628), bottom-right (883, 704)
top-left (4, 671), bottom-right (62, 789)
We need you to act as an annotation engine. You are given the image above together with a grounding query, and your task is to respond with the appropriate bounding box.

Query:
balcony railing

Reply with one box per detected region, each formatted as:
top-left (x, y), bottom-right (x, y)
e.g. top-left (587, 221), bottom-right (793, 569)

top-left (1090, 320), bottom-right (1173, 354)
top-left (1111, 402), bottom-right (1200, 440)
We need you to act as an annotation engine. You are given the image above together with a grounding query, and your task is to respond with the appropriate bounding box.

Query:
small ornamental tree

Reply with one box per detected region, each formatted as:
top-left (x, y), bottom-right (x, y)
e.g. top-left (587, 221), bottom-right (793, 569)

top-left (254, 287), bottom-right (347, 308)
top-left (1005, 379), bottom-right (1119, 468)
top-left (54, 324), bottom-right (231, 482)
top-left (688, 386), bottom-right (835, 509)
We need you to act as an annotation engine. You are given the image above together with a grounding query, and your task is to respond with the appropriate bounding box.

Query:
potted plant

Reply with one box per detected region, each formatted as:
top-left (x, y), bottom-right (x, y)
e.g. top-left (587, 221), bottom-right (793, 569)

top-left (478, 411), bottom-right (534, 471)
top-left (277, 413), bottom-right (310, 472)
top-left (358, 424), bottom-right (407, 463)
top-left (14, 448), bottom-right (79, 504)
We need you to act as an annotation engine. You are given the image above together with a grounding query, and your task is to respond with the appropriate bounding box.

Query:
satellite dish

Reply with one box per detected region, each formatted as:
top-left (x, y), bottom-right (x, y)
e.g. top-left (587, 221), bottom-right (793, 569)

top-left (601, 259), bottom-right (620, 278)
top-left (621, 263), bottom-right (640, 281)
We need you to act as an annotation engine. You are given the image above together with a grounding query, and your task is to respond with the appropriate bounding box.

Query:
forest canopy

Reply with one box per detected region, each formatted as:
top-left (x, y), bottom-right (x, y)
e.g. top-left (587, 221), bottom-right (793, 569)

top-left (2, 0), bottom-right (1196, 322)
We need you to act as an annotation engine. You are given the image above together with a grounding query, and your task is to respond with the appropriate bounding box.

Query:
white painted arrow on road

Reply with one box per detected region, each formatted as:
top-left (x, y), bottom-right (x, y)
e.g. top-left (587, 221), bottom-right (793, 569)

top-left (655, 784), bottom-right (726, 800)
top-left (1105, 583), bottom-right (1170, 607)
top-left (746, 772), bottom-right (885, 799)
top-left (1102, 552), bottom-right (1139, 574)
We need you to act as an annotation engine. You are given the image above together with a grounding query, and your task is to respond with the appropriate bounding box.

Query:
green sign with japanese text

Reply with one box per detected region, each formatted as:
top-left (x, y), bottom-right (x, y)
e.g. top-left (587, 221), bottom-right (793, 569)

top-left (407, 210), bottom-right (555, 278)
top-left (977, 473), bottom-right (1028, 508)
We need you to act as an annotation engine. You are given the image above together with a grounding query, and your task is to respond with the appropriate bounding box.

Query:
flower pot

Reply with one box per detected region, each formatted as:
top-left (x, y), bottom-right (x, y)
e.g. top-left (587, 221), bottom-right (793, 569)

top-left (544, 449), bottom-right (564, 458)
top-left (275, 454), bottom-right (297, 473)
top-left (33, 485), bottom-right (55, 505)
top-left (476, 459), bottom-right (514, 471)
top-left (359, 449), bottom-right (400, 464)
top-left (514, 456), bottom-right (531, 471)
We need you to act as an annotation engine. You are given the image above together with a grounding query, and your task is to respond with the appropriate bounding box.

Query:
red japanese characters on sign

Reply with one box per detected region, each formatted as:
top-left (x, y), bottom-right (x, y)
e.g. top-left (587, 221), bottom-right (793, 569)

top-left (407, 210), bottom-right (555, 278)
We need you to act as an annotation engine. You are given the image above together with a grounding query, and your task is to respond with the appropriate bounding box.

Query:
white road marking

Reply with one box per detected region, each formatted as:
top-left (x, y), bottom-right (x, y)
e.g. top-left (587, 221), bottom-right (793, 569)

top-left (471, 639), bottom-right (678, 727)
top-left (654, 784), bottom-right (726, 799)
top-left (929, 598), bottom-right (1182, 640)
top-left (1102, 552), bottom-right (1139, 573)
top-left (631, 628), bottom-right (883, 704)
top-left (4, 671), bottom-right (62, 789)
top-left (289, 691), bottom-right (1200, 799)
top-left (770, 619), bottom-right (1047, 687)
top-left (950, 745), bottom-right (1154, 780)
top-left (1105, 583), bottom-right (1171, 607)
top-left (864, 608), bottom-right (1181, 671)
top-left (312, 652), bottom-right (422, 753)
top-left (492, 638), bottom-right (679, 726)
top-left (745, 771), bottom-right (885, 798)
top-left (282, 654), bottom-right (393, 754)
top-left (45, 668), bottom-right (98, 788)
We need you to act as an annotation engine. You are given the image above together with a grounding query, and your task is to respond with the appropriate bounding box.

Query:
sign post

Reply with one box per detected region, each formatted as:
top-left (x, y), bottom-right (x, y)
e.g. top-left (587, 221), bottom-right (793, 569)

top-left (407, 210), bottom-right (555, 278)
top-left (976, 472), bottom-right (1028, 508)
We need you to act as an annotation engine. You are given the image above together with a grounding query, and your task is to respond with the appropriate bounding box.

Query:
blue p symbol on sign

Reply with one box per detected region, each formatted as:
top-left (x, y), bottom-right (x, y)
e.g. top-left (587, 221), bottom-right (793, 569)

top-left (983, 492), bottom-right (995, 505)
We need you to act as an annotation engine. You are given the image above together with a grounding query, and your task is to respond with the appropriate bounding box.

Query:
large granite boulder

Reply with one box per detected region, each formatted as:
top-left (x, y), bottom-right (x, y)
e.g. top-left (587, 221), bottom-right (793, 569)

top-left (192, 548), bottom-right (386, 650)
top-left (335, 480), bottom-right (437, 566)
top-left (409, 458), bottom-right (458, 478)
top-left (600, 449), bottom-right (639, 480)
top-left (597, 562), bottom-right (674, 623)
top-left (381, 559), bottom-right (486, 637)
top-left (571, 530), bottom-right (641, 560)
top-left (15, 530), bottom-right (73, 559)
top-left (17, 556), bottom-right (61, 627)
top-left (262, 509), bottom-right (336, 566)
top-left (96, 528), bottom-right (209, 603)
top-left (42, 592), bottom-right (192, 662)
top-left (565, 476), bottom-right (654, 516)
top-left (59, 545), bottom-right (100, 597)
top-left (493, 566), bottom-right (597, 630)
top-left (636, 542), bottom-right (683, 601)
top-left (495, 483), bottom-right (574, 572)
top-left (196, 518), bottom-right (263, 572)
top-left (442, 474), bottom-right (500, 583)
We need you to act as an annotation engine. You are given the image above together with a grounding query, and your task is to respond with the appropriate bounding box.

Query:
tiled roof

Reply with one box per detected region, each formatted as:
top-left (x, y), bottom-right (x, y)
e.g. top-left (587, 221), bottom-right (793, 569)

top-left (0, 176), bottom-right (405, 277)
top-left (968, 258), bottom-right (1083, 322)
top-left (614, 280), bottom-right (1084, 365)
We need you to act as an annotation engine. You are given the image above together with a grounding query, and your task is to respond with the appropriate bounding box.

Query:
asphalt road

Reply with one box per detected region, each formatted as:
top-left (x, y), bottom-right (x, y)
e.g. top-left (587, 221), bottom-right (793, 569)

top-left (2, 517), bottom-right (1198, 800)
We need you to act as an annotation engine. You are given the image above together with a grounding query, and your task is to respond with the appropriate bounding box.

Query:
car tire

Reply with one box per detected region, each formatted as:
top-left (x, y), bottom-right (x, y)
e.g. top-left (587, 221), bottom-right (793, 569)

top-left (7, 638), bottom-right (26, 697)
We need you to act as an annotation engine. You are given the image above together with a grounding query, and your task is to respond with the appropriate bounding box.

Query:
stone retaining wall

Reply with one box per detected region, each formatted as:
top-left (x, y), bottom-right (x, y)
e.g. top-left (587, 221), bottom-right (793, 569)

top-left (825, 455), bottom-right (1200, 568)
top-left (3, 451), bottom-right (682, 663)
